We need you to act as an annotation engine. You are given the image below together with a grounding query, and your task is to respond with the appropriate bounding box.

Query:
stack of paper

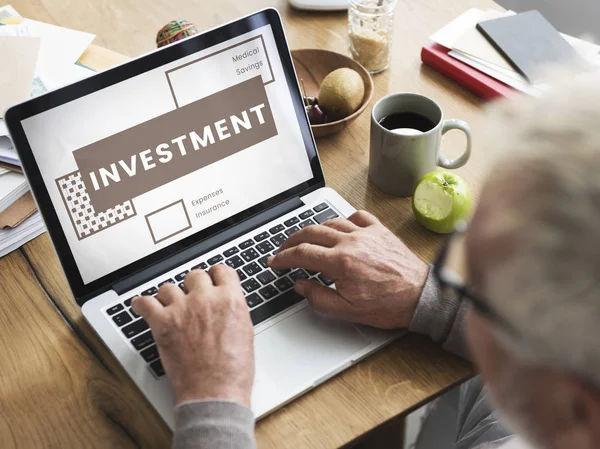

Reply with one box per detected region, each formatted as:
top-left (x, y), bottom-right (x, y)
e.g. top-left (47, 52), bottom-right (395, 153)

top-left (0, 4), bottom-right (96, 257)
top-left (428, 8), bottom-right (600, 97)
top-left (0, 170), bottom-right (28, 212)
top-left (0, 169), bottom-right (44, 258)
top-left (0, 136), bottom-right (19, 167)
top-left (0, 212), bottom-right (45, 258)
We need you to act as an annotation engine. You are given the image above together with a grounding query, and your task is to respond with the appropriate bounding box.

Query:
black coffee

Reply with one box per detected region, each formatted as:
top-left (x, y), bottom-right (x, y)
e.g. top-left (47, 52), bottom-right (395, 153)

top-left (378, 112), bottom-right (436, 133)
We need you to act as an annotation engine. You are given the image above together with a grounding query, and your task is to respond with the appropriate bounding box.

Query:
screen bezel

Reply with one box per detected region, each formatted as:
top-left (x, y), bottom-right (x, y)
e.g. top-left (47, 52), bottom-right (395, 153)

top-left (5, 8), bottom-right (325, 302)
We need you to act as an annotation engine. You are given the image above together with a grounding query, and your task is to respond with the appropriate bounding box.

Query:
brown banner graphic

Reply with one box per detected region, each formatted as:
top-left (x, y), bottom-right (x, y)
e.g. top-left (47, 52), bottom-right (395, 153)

top-left (72, 76), bottom-right (277, 212)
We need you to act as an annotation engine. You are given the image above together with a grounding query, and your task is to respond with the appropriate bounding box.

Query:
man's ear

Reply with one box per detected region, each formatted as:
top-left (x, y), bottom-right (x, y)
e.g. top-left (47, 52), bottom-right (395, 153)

top-left (569, 380), bottom-right (599, 421)
top-left (558, 378), bottom-right (600, 449)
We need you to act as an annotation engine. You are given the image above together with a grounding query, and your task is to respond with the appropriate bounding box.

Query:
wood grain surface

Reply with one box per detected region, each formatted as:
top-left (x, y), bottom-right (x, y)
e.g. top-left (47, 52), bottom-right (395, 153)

top-left (0, 0), bottom-right (505, 447)
top-left (0, 251), bottom-right (171, 449)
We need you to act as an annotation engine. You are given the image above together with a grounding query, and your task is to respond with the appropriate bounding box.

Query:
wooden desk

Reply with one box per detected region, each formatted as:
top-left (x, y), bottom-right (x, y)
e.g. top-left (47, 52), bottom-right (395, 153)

top-left (0, 0), bottom-right (502, 447)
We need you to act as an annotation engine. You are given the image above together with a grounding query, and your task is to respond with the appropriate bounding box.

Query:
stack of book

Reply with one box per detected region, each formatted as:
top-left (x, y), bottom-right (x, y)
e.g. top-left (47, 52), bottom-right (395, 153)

top-left (421, 8), bottom-right (600, 100)
top-left (0, 4), bottom-right (96, 257)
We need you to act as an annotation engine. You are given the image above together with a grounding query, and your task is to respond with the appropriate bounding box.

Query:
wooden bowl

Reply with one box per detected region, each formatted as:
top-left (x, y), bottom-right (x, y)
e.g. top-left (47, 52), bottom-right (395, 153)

top-left (291, 49), bottom-right (374, 138)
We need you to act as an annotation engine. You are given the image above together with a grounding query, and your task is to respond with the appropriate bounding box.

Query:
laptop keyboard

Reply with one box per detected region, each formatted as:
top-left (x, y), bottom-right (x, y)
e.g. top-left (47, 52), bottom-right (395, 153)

top-left (104, 202), bottom-right (338, 378)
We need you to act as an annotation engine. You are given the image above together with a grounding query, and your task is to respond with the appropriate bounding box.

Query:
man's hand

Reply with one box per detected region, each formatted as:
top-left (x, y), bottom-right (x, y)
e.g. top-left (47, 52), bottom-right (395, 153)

top-left (269, 210), bottom-right (428, 329)
top-left (131, 265), bottom-right (254, 407)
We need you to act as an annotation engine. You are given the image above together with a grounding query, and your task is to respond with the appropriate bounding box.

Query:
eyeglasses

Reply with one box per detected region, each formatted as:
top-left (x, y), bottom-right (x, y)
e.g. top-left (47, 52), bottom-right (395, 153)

top-left (434, 226), bottom-right (600, 396)
top-left (432, 222), bottom-right (520, 336)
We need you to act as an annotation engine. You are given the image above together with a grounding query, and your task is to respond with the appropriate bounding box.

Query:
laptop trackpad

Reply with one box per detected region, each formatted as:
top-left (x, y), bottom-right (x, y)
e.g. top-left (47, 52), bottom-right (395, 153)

top-left (254, 307), bottom-right (370, 392)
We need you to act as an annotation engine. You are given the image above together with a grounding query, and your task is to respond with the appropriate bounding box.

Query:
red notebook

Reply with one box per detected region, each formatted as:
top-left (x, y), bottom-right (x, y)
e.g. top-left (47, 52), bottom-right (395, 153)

top-left (421, 43), bottom-right (515, 100)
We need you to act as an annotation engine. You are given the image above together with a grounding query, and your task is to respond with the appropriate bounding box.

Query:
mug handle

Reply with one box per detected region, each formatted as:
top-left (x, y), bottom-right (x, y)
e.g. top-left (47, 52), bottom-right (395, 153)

top-left (437, 119), bottom-right (472, 169)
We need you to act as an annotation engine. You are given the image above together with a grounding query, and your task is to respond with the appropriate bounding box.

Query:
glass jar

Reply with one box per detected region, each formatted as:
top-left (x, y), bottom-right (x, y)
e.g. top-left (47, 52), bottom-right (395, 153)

top-left (348, 0), bottom-right (397, 74)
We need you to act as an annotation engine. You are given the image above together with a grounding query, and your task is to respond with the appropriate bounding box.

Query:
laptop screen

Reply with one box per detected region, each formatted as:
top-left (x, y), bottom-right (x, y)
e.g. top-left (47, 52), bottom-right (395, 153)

top-left (18, 20), bottom-right (314, 285)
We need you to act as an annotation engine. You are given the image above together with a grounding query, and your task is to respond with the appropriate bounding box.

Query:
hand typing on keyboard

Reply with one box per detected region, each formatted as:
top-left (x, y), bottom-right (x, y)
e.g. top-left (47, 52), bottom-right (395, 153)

top-left (131, 265), bottom-right (254, 406)
top-left (268, 210), bottom-right (429, 330)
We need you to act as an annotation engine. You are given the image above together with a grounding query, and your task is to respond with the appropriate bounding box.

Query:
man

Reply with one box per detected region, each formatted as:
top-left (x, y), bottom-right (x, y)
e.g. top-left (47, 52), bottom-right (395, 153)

top-left (132, 76), bottom-right (600, 449)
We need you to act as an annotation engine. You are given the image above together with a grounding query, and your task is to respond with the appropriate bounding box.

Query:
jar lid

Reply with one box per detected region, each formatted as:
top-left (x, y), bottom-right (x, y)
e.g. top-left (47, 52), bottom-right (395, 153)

top-left (349, 0), bottom-right (397, 15)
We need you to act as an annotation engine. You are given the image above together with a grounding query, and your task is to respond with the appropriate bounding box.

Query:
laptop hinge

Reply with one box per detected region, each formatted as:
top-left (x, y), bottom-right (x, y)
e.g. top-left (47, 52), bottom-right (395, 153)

top-left (112, 195), bottom-right (304, 295)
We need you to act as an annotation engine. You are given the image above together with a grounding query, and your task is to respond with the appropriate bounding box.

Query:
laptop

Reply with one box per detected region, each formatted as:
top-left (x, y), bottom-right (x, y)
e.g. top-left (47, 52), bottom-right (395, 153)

top-left (6, 8), bottom-right (400, 427)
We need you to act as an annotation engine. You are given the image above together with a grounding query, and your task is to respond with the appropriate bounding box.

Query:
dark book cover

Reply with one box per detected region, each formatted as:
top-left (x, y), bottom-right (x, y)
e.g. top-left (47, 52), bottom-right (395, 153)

top-left (476, 10), bottom-right (588, 83)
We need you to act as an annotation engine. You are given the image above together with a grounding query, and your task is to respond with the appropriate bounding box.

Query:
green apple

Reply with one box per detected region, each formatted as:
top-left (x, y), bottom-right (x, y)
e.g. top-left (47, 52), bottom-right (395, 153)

top-left (412, 170), bottom-right (473, 234)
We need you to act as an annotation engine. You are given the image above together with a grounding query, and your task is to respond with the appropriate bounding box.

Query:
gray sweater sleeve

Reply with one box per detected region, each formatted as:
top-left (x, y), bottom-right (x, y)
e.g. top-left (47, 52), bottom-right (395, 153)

top-left (172, 400), bottom-right (256, 449)
top-left (409, 266), bottom-right (472, 361)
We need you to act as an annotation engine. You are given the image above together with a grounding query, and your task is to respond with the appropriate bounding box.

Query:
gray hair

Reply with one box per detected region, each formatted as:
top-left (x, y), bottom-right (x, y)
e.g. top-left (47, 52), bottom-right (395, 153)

top-left (471, 72), bottom-right (600, 390)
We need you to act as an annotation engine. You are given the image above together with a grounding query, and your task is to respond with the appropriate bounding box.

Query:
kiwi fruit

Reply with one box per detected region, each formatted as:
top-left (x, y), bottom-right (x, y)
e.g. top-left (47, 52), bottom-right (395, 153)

top-left (318, 68), bottom-right (365, 121)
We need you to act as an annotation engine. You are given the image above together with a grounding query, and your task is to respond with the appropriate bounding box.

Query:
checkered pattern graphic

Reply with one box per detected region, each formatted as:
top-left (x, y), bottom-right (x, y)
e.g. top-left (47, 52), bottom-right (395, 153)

top-left (57, 171), bottom-right (136, 240)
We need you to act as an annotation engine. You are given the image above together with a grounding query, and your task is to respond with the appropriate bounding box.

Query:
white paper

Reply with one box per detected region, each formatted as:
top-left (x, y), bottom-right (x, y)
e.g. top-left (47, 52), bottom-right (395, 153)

top-left (0, 20), bottom-right (96, 99)
top-left (0, 171), bottom-right (26, 194)
top-left (449, 50), bottom-right (547, 96)
top-left (0, 119), bottom-right (8, 137)
top-left (42, 63), bottom-right (95, 91)
top-left (21, 18), bottom-right (95, 89)
top-left (429, 8), bottom-right (489, 49)
top-left (0, 35), bottom-right (40, 115)
top-left (0, 23), bottom-right (30, 36)
top-left (0, 25), bottom-right (45, 98)
top-left (0, 168), bottom-right (9, 176)
top-left (0, 4), bottom-right (22, 21)
top-left (461, 52), bottom-right (526, 82)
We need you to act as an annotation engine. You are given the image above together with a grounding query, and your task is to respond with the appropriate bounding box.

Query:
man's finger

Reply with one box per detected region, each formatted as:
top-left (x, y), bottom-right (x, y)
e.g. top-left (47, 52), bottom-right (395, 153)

top-left (156, 283), bottom-right (184, 306)
top-left (321, 218), bottom-right (359, 233)
top-left (185, 269), bottom-right (213, 293)
top-left (348, 210), bottom-right (380, 227)
top-left (269, 243), bottom-right (334, 273)
top-left (279, 224), bottom-right (342, 252)
top-left (294, 280), bottom-right (356, 321)
top-left (131, 295), bottom-right (165, 327)
top-left (208, 264), bottom-right (239, 286)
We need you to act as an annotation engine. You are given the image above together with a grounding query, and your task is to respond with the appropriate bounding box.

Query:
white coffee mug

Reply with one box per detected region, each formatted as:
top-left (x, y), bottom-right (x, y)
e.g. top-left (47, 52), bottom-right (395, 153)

top-left (369, 93), bottom-right (472, 197)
